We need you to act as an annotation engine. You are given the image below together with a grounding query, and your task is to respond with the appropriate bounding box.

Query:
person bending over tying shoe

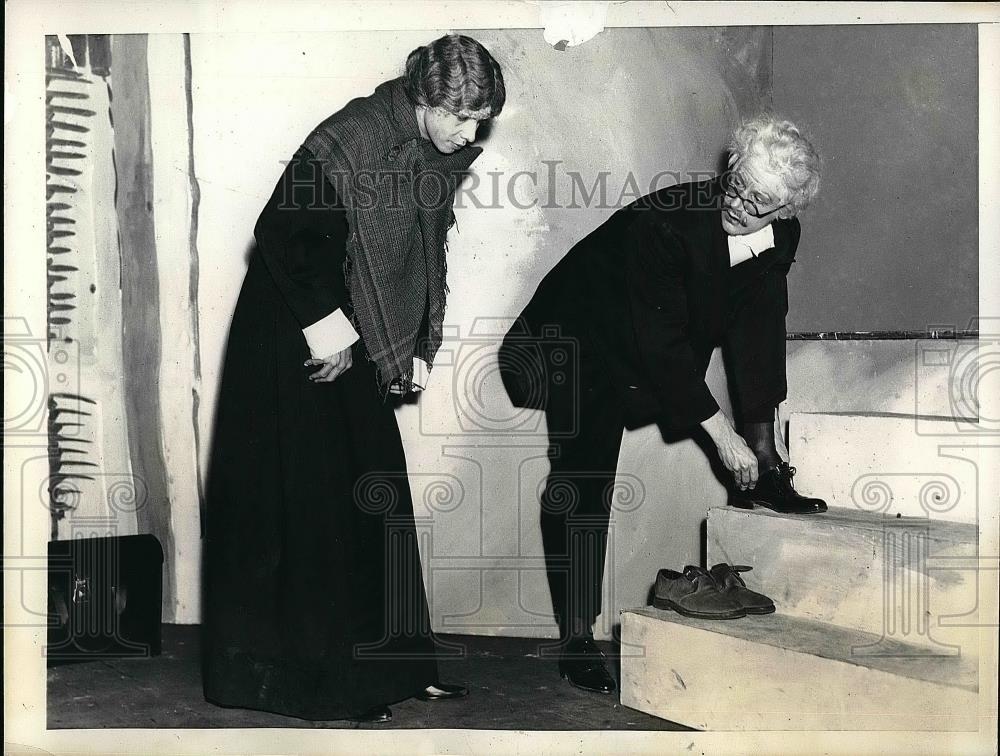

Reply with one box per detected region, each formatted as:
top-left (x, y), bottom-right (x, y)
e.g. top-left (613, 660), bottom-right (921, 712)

top-left (499, 115), bottom-right (826, 695)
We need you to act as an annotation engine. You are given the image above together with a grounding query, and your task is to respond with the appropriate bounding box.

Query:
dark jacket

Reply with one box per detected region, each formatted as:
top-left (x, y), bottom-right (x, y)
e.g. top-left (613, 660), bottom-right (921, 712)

top-left (498, 178), bottom-right (800, 430)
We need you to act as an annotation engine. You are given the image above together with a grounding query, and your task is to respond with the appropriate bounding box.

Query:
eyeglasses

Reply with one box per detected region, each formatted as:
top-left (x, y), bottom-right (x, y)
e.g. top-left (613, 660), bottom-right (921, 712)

top-left (721, 172), bottom-right (787, 218)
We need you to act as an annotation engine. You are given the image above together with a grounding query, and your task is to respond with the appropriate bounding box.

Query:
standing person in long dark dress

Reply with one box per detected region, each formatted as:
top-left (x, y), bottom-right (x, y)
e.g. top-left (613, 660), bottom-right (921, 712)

top-left (203, 34), bottom-right (505, 724)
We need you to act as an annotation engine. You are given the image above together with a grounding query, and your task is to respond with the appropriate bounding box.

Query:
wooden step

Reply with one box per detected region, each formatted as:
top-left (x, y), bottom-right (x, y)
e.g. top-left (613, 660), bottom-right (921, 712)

top-left (620, 607), bottom-right (979, 731)
top-left (706, 505), bottom-right (981, 655)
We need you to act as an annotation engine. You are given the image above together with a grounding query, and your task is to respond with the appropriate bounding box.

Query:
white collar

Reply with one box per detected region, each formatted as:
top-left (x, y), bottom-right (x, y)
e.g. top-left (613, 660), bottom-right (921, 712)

top-left (729, 223), bottom-right (775, 255)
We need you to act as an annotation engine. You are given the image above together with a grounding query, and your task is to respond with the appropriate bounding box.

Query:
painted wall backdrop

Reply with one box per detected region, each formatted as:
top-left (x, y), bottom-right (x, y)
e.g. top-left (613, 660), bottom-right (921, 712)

top-left (189, 26), bottom-right (770, 636)
top-left (774, 24), bottom-right (978, 332)
top-left (44, 25), bottom-right (979, 633)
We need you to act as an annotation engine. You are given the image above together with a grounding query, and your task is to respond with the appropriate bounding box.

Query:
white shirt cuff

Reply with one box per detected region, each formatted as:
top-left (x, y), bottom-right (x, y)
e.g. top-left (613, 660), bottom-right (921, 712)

top-left (302, 309), bottom-right (359, 359)
top-left (412, 357), bottom-right (430, 391)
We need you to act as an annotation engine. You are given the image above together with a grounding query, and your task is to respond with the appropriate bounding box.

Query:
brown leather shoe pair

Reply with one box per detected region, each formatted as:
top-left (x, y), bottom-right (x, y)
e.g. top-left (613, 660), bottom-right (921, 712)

top-left (651, 564), bottom-right (775, 619)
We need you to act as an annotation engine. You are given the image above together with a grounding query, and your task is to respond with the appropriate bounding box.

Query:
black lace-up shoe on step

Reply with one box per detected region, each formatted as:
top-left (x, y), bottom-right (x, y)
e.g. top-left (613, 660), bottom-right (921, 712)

top-left (738, 462), bottom-right (828, 514)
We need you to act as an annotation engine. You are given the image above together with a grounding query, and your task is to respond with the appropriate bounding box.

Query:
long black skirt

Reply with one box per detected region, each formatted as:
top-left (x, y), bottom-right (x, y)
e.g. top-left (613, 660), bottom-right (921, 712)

top-left (202, 256), bottom-right (438, 720)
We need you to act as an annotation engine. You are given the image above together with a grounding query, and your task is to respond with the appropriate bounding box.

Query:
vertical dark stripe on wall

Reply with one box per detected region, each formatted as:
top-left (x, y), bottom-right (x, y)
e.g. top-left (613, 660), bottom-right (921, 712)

top-left (182, 33), bottom-right (206, 536)
top-left (768, 27), bottom-right (774, 111)
top-left (87, 35), bottom-right (111, 77)
top-left (109, 34), bottom-right (175, 610)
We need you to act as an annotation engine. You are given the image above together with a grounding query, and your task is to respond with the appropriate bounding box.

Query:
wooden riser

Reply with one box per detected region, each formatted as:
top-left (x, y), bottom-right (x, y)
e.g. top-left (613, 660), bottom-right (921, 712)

top-left (788, 412), bottom-right (980, 525)
top-left (707, 505), bottom-right (981, 655)
top-left (620, 608), bottom-right (979, 731)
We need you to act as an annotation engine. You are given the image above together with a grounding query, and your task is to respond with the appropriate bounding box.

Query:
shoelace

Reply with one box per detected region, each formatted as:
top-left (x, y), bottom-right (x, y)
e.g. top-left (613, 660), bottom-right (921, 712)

top-left (711, 563), bottom-right (754, 588)
top-left (773, 463), bottom-right (799, 493)
top-left (682, 565), bottom-right (722, 589)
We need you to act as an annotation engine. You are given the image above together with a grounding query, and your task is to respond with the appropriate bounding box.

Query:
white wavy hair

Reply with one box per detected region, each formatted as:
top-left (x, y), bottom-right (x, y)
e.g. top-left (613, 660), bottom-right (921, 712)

top-left (728, 115), bottom-right (822, 217)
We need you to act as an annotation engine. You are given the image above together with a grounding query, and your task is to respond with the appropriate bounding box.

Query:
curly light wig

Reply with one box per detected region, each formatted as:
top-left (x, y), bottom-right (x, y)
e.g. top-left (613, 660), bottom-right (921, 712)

top-left (728, 115), bottom-right (821, 217)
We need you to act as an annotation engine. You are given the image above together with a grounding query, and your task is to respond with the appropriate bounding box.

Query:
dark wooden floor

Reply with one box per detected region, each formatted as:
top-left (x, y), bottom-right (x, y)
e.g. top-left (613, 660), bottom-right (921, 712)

top-left (47, 625), bottom-right (689, 731)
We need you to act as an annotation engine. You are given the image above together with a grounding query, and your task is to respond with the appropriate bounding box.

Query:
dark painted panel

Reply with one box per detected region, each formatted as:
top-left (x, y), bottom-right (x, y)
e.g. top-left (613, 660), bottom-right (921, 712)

top-left (773, 25), bottom-right (978, 332)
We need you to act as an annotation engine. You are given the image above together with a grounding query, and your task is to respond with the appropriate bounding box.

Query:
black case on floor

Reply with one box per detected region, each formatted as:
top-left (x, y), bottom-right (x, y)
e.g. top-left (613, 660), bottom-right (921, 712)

top-left (47, 534), bottom-right (164, 665)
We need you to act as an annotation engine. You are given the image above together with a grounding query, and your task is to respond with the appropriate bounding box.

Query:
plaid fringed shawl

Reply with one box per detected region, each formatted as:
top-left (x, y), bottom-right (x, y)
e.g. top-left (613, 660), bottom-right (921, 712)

top-left (301, 78), bottom-right (481, 393)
